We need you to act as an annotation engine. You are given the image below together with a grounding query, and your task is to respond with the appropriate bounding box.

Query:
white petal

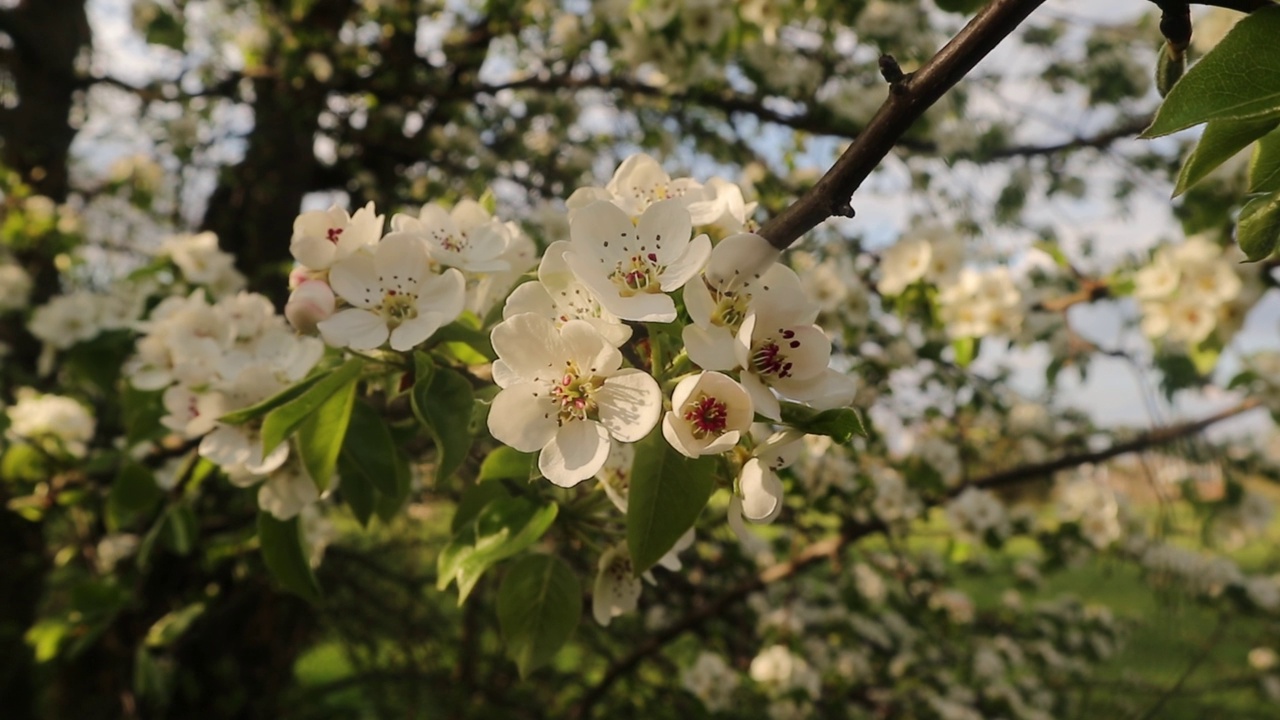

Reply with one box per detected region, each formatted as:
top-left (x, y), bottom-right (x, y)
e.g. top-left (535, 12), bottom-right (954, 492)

top-left (490, 313), bottom-right (564, 384)
top-left (662, 413), bottom-right (700, 458)
top-left (318, 309), bottom-right (389, 350)
top-left (488, 383), bottom-right (560, 453)
top-left (258, 466), bottom-right (320, 520)
top-left (503, 280), bottom-right (557, 320)
top-left (597, 369), bottom-right (663, 442)
top-left (290, 236), bottom-right (336, 271)
top-left (684, 275), bottom-right (715, 327)
top-left (740, 459), bottom-right (784, 523)
top-left (491, 360), bottom-right (520, 389)
top-left (637, 199), bottom-right (693, 266)
top-left (588, 318), bottom-right (633, 347)
top-left (416, 268), bottom-right (466, 323)
top-left (375, 232), bottom-right (430, 291)
top-left (560, 320), bottom-right (622, 377)
top-left (773, 368), bottom-right (857, 410)
top-left (328, 252), bottom-right (381, 308)
top-left (540, 420), bottom-right (611, 487)
top-left (570, 200), bottom-right (636, 264)
top-left (705, 233), bottom-right (780, 293)
top-left (593, 544), bottom-right (642, 626)
top-left (683, 324), bottom-right (739, 371)
top-left (657, 233), bottom-right (711, 291)
top-left (741, 371), bottom-right (780, 421)
top-left (389, 313), bottom-right (447, 351)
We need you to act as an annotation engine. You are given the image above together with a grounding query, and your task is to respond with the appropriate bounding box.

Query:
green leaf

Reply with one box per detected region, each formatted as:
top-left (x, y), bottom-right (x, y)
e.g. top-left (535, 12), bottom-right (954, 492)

top-left (374, 448), bottom-right (414, 522)
top-left (433, 321), bottom-right (497, 361)
top-left (498, 554), bottom-right (581, 678)
top-left (218, 372), bottom-right (326, 425)
top-left (258, 513), bottom-right (321, 603)
top-left (951, 337), bottom-right (978, 368)
top-left (122, 386), bottom-right (167, 448)
top-left (260, 358), bottom-right (363, 457)
top-left (478, 447), bottom-right (537, 483)
top-left (626, 429), bottom-right (717, 574)
top-left (1143, 6), bottom-right (1280, 137)
top-left (339, 400), bottom-right (399, 496)
top-left (295, 375), bottom-right (357, 492)
top-left (1, 444), bottom-right (48, 483)
top-left (1173, 115), bottom-right (1280, 196)
top-left (108, 461), bottom-right (164, 530)
top-left (339, 454), bottom-right (376, 527)
top-left (778, 403), bottom-right (869, 444)
top-left (411, 353), bottom-right (475, 483)
top-left (144, 602), bottom-right (206, 648)
top-left (452, 481), bottom-right (513, 533)
top-left (1238, 190), bottom-right (1280, 261)
top-left (437, 496), bottom-right (558, 603)
top-left (1250, 127), bottom-right (1280, 193)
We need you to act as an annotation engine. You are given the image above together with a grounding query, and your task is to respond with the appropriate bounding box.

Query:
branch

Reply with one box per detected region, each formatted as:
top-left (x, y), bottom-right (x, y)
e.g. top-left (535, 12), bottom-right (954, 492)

top-left (570, 397), bottom-right (1262, 718)
top-left (758, 0), bottom-right (1050, 250)
top-left (971, 397), bottom-right (1261, 493)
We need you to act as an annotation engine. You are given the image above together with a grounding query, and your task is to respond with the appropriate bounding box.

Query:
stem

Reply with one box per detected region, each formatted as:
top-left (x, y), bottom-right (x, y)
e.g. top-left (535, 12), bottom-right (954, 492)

top-left (758, 0), bottom-right (1050, 251)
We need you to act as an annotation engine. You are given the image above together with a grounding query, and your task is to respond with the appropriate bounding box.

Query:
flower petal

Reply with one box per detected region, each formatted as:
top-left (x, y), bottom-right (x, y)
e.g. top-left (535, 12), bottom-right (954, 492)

top-left (328, 251), bottom-right (381, 309)
top-left (570, 200), bottom-right (635, 264)
top-left (637, 199), bottom-right (693, 265)
top-left (490, 313), bottom-right (564, 384)
top-left (488, 382), bottom-right (560, 453)
top-left (560, 320), bottom-right (622, 377)
top-left (657, 233), bottom-right (711, 291)
top-left (596, 369), bottom-right (663, 443)
top-left (740, 371), bottom-right (780, 421)
top-left (682, 324), bottom-right (739, 371)
top-left (374, 232), bottom-right (430, 293)
top-left (540, 420), bottom-right (611, 487)
top-left (740, 458), bottom-right (784, 523)
top-left (318, 308), bottom-right (389, 350)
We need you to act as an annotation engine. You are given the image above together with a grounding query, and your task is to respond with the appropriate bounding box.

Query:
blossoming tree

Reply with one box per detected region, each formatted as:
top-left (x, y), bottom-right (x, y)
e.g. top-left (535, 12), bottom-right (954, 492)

top-left (3, 0), bottom-right (1280, 718)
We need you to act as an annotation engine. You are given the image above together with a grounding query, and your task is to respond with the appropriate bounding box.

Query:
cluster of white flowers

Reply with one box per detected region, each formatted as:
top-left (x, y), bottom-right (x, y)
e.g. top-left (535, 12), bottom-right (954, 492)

top-left (680, 652), bottom-right (740, 712)
top-left (875, 225), bottom-right (1026, 341)
top-left (1135, 236), bottom-right (1256, 347)
top-left (0, 261), bottom-right (33, 312)
top-left (490, 154), bottom-right (855, 495)
top-left (1055, 470), bottom-right (1125, 550)
top-left (285, 199), bottom-right (533, 347)
top-left (946, 487), bottom-right (1011, 541)
top-left (28, 284), bottom-right (149, 351)
top-left (157, 232), bottom-right (247, 297)
top-left (4, 388), bottom-right (96, 458)
top-left (126, 288), bottom-right (326, 519)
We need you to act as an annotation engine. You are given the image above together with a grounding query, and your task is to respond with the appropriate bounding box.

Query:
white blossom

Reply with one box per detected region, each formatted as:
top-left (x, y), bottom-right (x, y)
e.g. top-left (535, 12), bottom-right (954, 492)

top-left (488, 314), bottom-right (662, 487)
top-left (662, 371), bottom-right (753, 458)
top-left (290, 202), bottom-right (384, 271)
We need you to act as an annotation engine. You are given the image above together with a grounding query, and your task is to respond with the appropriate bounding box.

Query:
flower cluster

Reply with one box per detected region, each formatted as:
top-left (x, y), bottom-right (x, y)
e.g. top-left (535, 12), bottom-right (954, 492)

top-left (127, 289), bottom-right (326, 518)
top-left (4, 388), bottom-right (95, 458)
top-left (489, 154), bottom-right (856, 499)
top-left (1134, 236), bottom-right (1256, 347)
top-left (285, 199), bottom-right (533, 349)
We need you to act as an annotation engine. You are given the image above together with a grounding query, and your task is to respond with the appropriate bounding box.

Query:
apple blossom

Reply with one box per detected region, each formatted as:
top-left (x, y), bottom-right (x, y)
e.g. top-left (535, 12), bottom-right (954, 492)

top-left (319, 233), bottom-right (466, 351)
top-left (662, 371), bottom-right (753, 458)
top-left (734, 313), bottom-right (855, 420)
top-left (0, 262), bottom-right (33, 312)
top-left (389, 199), bottom-right (512, 273)
top-left (502, 241), bottom-right (632, 347)
top-left (5, 388), bottom-right (95, 458)
top-left (593, 543), bottom-right (643, 627)
top-left (487, 313), bottom-right (661, 487)
top-left (566, 153), bottom-right (716, 223)
top-left (565, 199), bottom-right (711, 323)
top-left (290, 202), bottom-right (384, 271)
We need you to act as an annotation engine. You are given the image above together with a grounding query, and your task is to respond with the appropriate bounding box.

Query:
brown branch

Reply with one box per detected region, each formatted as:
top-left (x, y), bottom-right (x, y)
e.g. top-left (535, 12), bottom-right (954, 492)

top-left (757, 0), bottom-right (1050, 251)
top-left (571, 397), bottom-right (1262, 718)
top-left (972, 398), bottom-right (1261, 493)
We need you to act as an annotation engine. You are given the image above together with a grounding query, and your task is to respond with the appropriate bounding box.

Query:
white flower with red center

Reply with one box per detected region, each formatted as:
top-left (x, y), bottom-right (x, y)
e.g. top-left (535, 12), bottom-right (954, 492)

top-left (318, 234), bottom-right (465, 352)
top-left (662, 371), bottom-right (753, 458)
top-left (593, 543), bottom-right (643, 626)
top-left (567, 153), bottom-right (716, 223)
top-left (390, 199), bottom-right (512, 272)
top-left (487, 313), bottom-right (662, 487)
top-left (289, 202), bottom-right (384, 272)
top-left (502, 241), bottom-right (632, 347)
top-left (565, 199), bottom-right (711, 323)
top-left (734, 314), bottom-right (854, 420)
top-left (684, 233), bottom-right (815, 370)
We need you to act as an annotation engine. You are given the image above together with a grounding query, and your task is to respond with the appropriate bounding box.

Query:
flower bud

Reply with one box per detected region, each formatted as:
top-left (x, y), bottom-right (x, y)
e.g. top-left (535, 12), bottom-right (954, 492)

top-left (285, 280), bottom-right (336, 334)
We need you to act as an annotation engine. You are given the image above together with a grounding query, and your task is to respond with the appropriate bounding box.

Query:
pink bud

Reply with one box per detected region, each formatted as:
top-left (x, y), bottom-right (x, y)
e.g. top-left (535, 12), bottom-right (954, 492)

top-left (285, 280), bottom-right (336, 334)
top-left (288, 265), bottom-right (321, 290)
